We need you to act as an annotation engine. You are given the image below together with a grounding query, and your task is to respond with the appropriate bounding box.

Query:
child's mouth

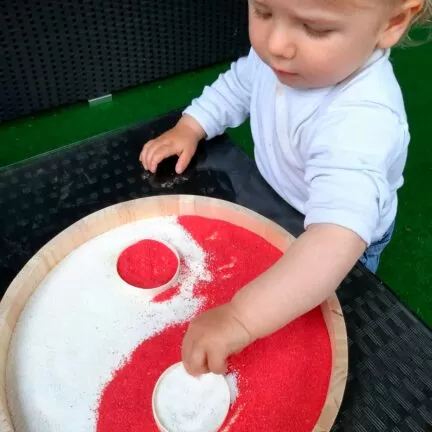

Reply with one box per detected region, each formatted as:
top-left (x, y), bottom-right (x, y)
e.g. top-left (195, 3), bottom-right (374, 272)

top-left (273, 68), bottom-right (298, 78)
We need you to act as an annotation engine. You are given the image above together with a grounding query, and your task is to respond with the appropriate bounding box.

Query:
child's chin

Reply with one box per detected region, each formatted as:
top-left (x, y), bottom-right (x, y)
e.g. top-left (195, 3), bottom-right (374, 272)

top-left (277, 75), bottom-right (308, 88)
top-left (279, 75), bottom-right (334, 90)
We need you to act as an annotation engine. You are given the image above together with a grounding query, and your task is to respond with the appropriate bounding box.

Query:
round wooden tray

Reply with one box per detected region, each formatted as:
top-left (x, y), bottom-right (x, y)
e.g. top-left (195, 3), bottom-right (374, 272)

top-left (0, 195), bottom-right (348, 431)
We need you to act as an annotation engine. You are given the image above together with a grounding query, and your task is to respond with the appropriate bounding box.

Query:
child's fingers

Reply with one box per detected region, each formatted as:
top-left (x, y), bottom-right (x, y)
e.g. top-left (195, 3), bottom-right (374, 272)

top-left (206, 345), bottom-right (227, 375)
top-left (142, 139), bottom-right (164, 171)
top-left (175, 148), bottom-right (195, 174)
top-left (140, 139), bottom-right (163, 170)
top-left (183, 345), bottom-right (209, 377)
top-left (139, 140), bottom-right (155, 170)
top-left (149, 144), bottom-right (177, 173)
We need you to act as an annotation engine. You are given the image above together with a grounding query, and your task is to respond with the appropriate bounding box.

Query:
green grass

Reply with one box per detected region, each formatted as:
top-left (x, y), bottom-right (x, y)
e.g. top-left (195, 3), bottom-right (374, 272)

top-left (0, 65), bottom-right (229, 167)
top-left (0, 45), bottom-right (431, 327)
top-left (378, 43), bottom-right (432, 325)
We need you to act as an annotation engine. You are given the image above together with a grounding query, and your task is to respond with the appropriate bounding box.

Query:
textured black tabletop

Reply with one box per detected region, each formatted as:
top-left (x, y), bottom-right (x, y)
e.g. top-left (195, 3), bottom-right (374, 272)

top-left (0, 110), bottom-right (431, 431)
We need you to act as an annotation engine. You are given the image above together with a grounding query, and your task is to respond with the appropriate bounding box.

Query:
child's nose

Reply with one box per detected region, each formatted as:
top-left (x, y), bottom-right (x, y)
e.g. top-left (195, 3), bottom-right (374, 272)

top-left (267, 25), bottom-right (297, 60)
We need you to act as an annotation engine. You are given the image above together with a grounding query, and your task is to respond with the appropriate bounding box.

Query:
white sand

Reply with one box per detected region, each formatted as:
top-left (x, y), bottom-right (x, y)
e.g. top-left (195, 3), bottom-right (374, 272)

top-left (155, 363), bottom-right (230, 432)
top-left (6, 217), bottom-right (212, 432)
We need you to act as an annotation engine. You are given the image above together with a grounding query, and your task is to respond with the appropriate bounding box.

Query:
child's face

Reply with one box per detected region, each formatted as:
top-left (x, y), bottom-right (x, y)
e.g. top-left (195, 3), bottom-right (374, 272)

top-left (248, 0), bottom-right (411, 88)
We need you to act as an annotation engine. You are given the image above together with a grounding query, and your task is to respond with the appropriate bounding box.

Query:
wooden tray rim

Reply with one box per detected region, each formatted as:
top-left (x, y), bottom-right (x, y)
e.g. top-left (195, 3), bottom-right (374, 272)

top-left (0, 195), bottom-right (348, 431)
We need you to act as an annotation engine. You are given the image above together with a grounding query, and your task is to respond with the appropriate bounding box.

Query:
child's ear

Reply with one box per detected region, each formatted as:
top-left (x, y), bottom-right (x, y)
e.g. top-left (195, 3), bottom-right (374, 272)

top-left (377, 0), bottom-right (424, 48)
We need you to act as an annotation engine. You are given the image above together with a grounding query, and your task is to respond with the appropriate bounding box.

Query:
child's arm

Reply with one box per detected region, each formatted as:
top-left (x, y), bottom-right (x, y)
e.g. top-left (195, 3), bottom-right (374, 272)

top-left (183, 51), bottom-right (256, 140)
top-left (231, 223), bottom-right (365, 338)
top-left (141, 49), bottom-right (259, 173)
top-left (181, 105), bottom-right (407, 376)
top-left (182, 223), bottom-right (365, 375)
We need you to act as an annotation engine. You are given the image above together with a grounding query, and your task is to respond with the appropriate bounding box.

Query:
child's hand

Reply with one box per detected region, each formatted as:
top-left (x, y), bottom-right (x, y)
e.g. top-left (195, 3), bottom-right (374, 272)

top-left (140, 115), bottom-right (205, 174)
top-left (181, 303), bottom-right (252, 376)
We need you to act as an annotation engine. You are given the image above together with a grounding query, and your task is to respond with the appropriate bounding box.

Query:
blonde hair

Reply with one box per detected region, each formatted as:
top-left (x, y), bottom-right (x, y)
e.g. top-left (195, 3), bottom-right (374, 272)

top-left (413, 0), bottom-right (432, 25)
top-left (404, 0), bottom-right (432, 45)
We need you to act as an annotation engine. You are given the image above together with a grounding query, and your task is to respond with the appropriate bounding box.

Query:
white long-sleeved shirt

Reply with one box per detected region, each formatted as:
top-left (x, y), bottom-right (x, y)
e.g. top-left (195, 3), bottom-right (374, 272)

top-left (184, 48), bottom-right (410, 245)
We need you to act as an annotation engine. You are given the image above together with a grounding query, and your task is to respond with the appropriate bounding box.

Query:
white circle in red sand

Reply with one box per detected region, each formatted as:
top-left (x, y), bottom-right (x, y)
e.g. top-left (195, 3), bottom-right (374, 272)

top-left (152, 362), bottom-right (230, 432)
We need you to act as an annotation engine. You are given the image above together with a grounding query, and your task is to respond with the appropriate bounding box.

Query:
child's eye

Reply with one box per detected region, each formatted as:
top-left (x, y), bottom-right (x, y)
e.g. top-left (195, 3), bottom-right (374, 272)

top-left (303, 24), bottom-right (334, 38)
top-left (253, 7), bottom-right (272, 20)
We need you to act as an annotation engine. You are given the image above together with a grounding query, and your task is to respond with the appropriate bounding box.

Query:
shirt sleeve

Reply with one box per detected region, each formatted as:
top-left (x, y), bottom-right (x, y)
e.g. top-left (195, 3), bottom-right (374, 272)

top-left (183, 49), bottom-right (259, 140)
top-left (303, 104), bottom-right (409, 245)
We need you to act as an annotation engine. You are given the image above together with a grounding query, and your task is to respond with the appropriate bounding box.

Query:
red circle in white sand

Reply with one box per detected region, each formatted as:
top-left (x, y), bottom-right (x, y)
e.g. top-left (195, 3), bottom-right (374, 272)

top-left (117, 240), bottom-right (179, 289)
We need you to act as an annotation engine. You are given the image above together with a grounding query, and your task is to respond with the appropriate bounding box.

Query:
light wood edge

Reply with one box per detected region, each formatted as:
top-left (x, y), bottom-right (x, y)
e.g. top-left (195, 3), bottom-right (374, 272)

top-left (314, 295), bottom-right (348, 431)
top-left (0, 195), bottom-right (347, 431)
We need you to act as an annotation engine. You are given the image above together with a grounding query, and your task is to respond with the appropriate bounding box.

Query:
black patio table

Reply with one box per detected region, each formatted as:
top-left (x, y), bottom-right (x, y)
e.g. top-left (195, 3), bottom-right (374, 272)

top-left (1, 110), bottom-right (431, 431)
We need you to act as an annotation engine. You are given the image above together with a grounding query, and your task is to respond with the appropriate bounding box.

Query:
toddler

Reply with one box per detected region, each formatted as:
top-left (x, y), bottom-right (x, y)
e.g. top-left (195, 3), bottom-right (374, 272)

top-left (140, 0), bottom-right (430, 376)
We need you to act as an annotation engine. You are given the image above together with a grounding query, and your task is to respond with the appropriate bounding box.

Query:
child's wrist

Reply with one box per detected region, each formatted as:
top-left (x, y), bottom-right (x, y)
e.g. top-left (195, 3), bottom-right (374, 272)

top-left (178, 114), bottom-right (206, 141)
top-left (227, 300), bottom-right (256, 344)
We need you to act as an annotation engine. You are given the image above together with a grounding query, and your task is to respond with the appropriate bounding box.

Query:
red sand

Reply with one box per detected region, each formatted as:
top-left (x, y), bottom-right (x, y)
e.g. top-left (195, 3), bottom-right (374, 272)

top-left (117, 239), bottom-right (178, 289)
top-left (97, 216), bottom-right (332, 431)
